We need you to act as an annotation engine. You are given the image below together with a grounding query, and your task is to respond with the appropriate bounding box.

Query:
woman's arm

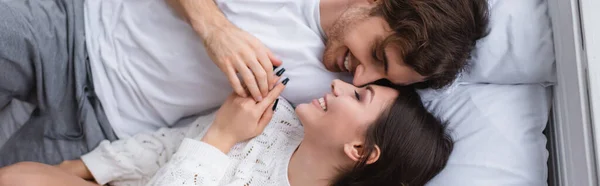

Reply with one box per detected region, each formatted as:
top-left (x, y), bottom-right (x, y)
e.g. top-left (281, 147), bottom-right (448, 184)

top-left (145, 138), bottom-right (232, 186)
top-left (76, 114), bottom-right (215, 185)
top-left (147, 81), bottom-right (286, 186)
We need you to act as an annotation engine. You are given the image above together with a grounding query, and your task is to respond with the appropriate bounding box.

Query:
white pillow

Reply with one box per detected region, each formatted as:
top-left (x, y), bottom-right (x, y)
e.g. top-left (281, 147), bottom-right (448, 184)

top-left (421, 84), bottom-right (551, 186)
top-left (459, 0), bottom-right (555, 84)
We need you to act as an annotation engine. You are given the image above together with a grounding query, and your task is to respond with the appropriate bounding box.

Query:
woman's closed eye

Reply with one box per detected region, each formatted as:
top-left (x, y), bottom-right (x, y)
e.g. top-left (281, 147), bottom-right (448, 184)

top-left (354, 90), bottom-right (361, 101)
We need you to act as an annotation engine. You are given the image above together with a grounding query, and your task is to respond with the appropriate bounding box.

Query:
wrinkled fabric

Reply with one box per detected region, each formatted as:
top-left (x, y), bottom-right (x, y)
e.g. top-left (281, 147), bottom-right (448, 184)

top-left (0, 0), bottom-right (116, 167)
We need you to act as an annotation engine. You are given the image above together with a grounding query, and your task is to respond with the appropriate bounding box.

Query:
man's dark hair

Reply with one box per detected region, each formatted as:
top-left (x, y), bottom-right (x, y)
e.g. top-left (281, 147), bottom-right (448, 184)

top-left (331, 80), bottom-right (453, 186)
top-left (373, 0), bottom-right (490, 88)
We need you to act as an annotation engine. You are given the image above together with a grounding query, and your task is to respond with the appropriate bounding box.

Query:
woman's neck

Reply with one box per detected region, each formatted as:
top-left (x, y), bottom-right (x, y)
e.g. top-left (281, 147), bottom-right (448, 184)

top-left (288, 142), bottom-right (341, 186)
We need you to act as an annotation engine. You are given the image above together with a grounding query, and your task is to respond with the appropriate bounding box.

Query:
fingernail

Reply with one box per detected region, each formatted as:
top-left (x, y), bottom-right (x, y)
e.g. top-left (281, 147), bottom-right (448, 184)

top-left (256, 96), bottom-right (263, 102)
top-left (282, 78), bottom-right (290, 85)
top-left (272, 98), bottom-right (280, 111)
top-left (275, 68), bottom-right (286, 77)
top-left (273, 65), bottom-right (279, 70)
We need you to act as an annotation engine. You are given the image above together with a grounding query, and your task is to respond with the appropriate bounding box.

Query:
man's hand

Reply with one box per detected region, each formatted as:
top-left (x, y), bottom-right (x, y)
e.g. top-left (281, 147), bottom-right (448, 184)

top-left (169, 0), bottom-right (283, 101)
top-left (204, 26), bottom-right (282, 101)
top-left (56, 159), bottom-right (94, 181)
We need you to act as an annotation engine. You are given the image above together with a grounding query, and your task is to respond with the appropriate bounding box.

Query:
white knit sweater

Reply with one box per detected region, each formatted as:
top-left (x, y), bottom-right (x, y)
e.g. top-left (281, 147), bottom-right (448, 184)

top-left (81, 99), bottom-right (303, 186)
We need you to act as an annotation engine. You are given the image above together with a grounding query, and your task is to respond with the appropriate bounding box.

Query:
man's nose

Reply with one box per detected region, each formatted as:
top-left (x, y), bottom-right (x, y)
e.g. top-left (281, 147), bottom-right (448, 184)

top-left (353, 65), bottom-right (384, 86)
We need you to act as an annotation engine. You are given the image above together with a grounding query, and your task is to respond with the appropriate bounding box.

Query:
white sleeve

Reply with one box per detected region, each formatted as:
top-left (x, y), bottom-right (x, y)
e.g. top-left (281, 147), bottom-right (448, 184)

top-left (80, 127), bottom-right (189, 185)
top-left (146, 138), bottom-right (231, 186)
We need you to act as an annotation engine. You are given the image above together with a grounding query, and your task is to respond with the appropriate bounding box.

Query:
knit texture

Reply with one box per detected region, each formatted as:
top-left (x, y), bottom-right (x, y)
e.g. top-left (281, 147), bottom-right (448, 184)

top-left (82, 99), bottom-right (303, 186)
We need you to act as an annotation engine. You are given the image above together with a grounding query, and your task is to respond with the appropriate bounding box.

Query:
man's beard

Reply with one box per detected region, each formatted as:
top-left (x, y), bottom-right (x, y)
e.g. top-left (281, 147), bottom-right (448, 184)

top-left (322, 7), bottom-right (372, 72)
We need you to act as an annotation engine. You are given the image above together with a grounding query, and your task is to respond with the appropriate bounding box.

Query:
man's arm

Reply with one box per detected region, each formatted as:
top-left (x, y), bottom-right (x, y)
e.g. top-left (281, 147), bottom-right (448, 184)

top-left (168, 0), bottom-right (231, 40)
top-left (167, 0), bottom-right (283, 102)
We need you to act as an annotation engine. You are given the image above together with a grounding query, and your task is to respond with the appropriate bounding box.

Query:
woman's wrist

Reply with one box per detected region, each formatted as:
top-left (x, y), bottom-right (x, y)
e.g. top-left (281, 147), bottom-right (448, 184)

top-left (201, 127), bottom-right (237, 154)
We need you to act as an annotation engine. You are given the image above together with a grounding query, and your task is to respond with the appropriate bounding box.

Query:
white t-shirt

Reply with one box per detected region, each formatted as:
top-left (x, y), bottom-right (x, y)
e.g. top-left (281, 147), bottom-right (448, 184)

top-left (84, 0), bottom-right (350, 137)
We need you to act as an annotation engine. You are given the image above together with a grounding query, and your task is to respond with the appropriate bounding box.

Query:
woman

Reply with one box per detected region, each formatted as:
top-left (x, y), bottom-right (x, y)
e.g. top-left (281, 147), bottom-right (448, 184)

top-left (0, 79), bottom-right (452, 186)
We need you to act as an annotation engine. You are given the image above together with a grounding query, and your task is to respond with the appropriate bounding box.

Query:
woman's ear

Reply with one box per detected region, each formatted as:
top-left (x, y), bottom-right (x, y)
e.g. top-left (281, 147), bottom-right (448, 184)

top-left (343, 143), bottom-right (381, 164)
top-left (343, 143), bottom-right (362, 162)
top-left (365, 145), bottom-right (380, 165)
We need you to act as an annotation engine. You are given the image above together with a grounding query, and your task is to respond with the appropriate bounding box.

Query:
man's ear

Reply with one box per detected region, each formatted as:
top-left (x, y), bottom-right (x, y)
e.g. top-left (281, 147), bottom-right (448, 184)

top-left (343, 143), bottom-right (381, 165)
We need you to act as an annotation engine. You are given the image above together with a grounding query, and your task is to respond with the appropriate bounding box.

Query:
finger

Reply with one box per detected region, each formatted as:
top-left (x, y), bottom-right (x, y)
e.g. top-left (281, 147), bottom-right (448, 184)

top-left (257, 78), bottom-right (288, 109)
top-left (271, 68), bottom-right (286, 89)
top-left (257, 99), bottom-right (277, 131)
top-left (225, 65), bottom-right (247, 98)
top-left (270, 75), bottom-right (282, 90)
top-left (249, 57), bottom-right (269, 98)
top-left (257, 52), bottom-right (273, 96)
top-left (268, 51), bottom-right (283, 67)
top-left (236, 61), bottom-right (263, 101)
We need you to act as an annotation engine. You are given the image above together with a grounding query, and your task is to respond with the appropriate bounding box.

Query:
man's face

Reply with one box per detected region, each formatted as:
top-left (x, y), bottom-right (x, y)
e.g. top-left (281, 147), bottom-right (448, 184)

top-left (322, 5), bottom-right (426, 86)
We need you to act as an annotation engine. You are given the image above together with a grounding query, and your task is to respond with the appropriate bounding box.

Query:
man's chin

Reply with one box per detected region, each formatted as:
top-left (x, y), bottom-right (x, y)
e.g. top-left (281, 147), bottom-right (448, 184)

top-left (323, 62), bottom-right (341, 72)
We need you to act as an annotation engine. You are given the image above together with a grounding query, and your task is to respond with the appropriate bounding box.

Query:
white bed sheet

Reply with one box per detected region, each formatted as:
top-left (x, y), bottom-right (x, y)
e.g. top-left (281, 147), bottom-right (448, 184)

top-left (459, 0), bottom-right (555, 84)
top-left (423, 84), bottom-right (551, 186)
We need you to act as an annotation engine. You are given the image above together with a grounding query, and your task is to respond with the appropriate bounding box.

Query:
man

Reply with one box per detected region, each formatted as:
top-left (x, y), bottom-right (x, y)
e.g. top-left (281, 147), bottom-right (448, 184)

top-left (0, 0), bottom-right (488, 166)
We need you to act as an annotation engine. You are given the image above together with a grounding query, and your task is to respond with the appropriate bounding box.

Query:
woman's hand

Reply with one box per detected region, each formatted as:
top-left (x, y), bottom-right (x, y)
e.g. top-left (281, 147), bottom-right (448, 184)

top-left (202, 78), bottom-right (288, 153)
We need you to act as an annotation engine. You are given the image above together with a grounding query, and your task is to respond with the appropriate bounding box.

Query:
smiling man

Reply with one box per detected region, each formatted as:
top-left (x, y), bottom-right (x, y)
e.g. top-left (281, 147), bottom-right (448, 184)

top-left (0, 0), bottom-right (488, 167)
top-left (319, 0), bottom-right (489, 88)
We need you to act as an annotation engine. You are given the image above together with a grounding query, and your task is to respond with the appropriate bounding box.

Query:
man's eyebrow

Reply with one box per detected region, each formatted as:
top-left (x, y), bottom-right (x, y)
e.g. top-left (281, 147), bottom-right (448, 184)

top-left (382, 48), bottom-right (389, 74)
top-left (374, 38), bottom-right (390, 75)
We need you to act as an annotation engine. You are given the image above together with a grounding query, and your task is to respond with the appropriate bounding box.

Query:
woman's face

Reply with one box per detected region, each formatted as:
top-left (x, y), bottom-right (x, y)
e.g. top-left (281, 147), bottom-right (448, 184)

top-left (295, 79), bottom-right (399, 147)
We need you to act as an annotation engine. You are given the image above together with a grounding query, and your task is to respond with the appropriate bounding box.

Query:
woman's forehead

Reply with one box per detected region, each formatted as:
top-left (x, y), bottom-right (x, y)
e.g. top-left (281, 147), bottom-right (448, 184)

top-left (369, 85), bottom-right (399, 104)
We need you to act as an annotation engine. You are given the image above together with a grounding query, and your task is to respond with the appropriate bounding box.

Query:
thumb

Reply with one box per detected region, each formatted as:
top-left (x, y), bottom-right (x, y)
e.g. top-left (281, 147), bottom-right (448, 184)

top-left (268, 52), bottom-right (283, 67)
top-left (257, 99), bottom-right (278, 131)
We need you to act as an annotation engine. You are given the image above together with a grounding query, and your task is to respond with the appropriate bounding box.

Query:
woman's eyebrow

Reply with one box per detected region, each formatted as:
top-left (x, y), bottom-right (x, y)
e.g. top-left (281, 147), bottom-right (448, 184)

top-left (366, 85), bottom-right (375, 104)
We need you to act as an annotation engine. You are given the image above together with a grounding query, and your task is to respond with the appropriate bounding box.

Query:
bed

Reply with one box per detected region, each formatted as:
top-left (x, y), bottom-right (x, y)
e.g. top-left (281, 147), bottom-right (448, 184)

top-left (422, 0), bottom-right (555, 185)
top-left (0, 0), bottom-right (557, 185)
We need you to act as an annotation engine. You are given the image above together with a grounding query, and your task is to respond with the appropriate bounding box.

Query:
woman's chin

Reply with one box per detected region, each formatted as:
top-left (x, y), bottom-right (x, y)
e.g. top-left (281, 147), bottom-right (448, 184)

top-left (295, 103), bottom-right (319, 124)
top-left (295, 103), bottom-right (310, 116)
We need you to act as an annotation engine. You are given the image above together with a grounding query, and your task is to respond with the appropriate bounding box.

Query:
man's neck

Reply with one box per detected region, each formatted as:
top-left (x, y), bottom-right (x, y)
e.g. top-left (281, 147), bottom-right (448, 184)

top-left (288, 142), bottom-right (341, 186)
top-left (319, 0), bottom-right (348, 35)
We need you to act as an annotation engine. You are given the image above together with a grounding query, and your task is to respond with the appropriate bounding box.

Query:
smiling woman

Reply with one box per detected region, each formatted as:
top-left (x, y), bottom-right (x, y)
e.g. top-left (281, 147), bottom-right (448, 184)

top-left (296, 80), bottom-right (454, 186)
top-left (0, 80), bottom-right (452, 186)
